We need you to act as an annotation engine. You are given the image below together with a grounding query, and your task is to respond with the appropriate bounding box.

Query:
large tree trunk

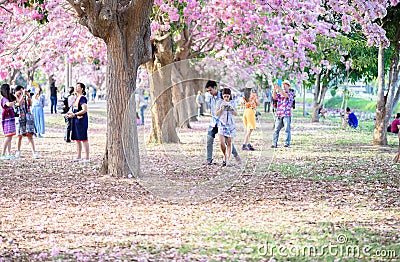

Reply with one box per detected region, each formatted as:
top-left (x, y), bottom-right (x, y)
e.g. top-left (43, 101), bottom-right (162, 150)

top-left (147, 33), bottom-right (179, 143)
top-left (171, 29), bottom-right (195, 128)
top-left (374, 25), bottom-right (400, 145)
top-left (374, 44), bottom-right (388, 145)
top-left (312, 73), bottom-right (321, 122)
top-left (171, 63), bottom-right (196, 128)
top-left (386, 44), bottom-right (400, 119)
top-left (68, 0), bottom-right (153, 177)
top-left (312, 71), bottom-right (329, 122)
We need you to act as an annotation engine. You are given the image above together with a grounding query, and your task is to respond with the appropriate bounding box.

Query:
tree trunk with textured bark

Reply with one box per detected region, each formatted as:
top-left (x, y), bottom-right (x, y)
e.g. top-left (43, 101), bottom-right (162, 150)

top-left (67, 0), bottom-right (153, 177)
top-left (374, 44), bottom-right (388, 145)
top-left (312, 71), bottom-right (329, 122)
top-left (146, 33), bottom-right (179, 143)
top-left (374, 24), bottom-right (400, 145)
top-left (312, 73), bottom-right (321, 122)
top-left (7, 68), bottom-right (18, 84)
top-left (171, 29), bottom-right (195, 128)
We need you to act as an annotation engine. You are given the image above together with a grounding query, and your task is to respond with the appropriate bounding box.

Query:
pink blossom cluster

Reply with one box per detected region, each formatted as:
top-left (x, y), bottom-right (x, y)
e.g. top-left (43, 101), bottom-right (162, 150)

top-left (0, 0), bottom-right (398, 86)
top-left (152, 0), bottom-right (398, 85)
top-left (0, 0), bottom-right (107, 83)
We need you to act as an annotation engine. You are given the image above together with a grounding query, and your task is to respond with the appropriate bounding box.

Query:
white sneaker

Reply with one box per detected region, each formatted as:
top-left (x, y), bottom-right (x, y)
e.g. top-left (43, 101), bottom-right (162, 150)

top-left (0, 155), bottom-right (10, 160)
top-left (81, 159), bottom-right (90, 163)
top-left (32, 152), bottom-right (40, 159)
top-left (71, 158), bottom-right (81, 162)
top-left (15, 151), bottom-right (21, 159)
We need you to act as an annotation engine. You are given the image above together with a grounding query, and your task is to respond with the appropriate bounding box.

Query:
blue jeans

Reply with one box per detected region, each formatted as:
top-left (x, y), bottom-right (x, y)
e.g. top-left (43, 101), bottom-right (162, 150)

top-left (207, 125), bottom-right (238, 162)
top-left (140, 105), bottom-right (147, 125)
top-left (272, 116), bottom-right (291, 147)
top-left (50, 96), bottom-right (57, 114)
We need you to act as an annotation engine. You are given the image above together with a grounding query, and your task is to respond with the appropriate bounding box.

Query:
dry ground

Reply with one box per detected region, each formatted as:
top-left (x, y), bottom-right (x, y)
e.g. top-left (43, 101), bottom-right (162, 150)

top-left (0, 101), bottom-right (399, 261)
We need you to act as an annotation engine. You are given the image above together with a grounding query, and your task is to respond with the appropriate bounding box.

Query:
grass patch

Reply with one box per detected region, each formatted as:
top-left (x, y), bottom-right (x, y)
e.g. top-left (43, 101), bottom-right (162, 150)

top-left (175, 224), bottom-right (400, 261)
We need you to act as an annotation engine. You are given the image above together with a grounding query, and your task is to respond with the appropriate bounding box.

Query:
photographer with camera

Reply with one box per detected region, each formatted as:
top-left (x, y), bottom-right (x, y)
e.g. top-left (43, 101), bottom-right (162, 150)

top-left (13, 85), bottom-right (40, 159)
top-left (271, 80), bottom-right (294, 148)
top-left (216, 88), bottom-right (237, 167)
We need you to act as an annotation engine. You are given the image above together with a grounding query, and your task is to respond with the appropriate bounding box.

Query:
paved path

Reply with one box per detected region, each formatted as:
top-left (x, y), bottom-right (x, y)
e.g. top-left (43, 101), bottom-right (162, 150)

top-left (43, 99), bottom-right (107, 115)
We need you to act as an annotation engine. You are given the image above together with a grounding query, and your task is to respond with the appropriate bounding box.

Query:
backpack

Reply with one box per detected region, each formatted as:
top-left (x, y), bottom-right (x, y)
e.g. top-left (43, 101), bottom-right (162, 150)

top-left (62, 95), bottom-right (70, 114)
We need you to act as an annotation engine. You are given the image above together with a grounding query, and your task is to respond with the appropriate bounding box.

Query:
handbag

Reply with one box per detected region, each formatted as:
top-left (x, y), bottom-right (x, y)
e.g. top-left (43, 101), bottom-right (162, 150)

top-left (19, 98), bottom-right (36, 134)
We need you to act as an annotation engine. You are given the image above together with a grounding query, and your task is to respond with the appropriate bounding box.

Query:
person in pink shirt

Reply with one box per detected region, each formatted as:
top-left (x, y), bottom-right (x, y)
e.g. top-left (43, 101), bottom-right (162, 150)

top-left (271, 80), bottom-right (294, 148)
top-left (390, 113), bottom-right (400, 134)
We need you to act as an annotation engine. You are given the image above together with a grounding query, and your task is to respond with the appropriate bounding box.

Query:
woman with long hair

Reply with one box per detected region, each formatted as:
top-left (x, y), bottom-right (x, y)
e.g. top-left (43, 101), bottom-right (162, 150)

top-left (1, 84), bottom-right (17, 160)
top-left (31, 85), bottom-right (46, 138)
top-left (14, 85), bottom-right (40, 159)
top-left (216, 88), bottom-right (237, 167)
top-left (242, 88), bottom-right (260, 151)
top-left (67, 82), bottom-right (89, 162)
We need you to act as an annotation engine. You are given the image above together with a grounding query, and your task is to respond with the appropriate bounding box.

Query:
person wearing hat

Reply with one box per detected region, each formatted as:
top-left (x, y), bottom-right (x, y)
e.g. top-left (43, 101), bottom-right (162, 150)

top-left (271, 80), bottom-right (294, 148)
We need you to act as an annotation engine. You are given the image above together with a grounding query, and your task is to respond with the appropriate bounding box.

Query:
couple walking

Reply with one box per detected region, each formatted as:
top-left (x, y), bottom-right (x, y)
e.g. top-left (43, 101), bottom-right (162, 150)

top-left (204, 79), bottom-right (295, 166)
top-left (204, 81), bottom-right (260, 166)
top-left (205, 81), bottom-right (241, 167)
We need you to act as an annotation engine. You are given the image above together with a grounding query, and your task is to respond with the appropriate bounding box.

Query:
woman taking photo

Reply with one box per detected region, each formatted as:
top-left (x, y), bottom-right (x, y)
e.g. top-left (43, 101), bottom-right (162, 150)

top-left (1, 84), bottom-right (17, 160)
top-left (14, 85), bottom-right (40, 159)
top-left (67, 82), bottom-right (89, 162)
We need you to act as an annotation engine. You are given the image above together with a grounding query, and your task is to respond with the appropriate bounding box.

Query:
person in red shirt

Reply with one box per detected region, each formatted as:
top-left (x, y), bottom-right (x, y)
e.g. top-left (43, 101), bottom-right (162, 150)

top-left (391, 113), bottom-right (400, 134)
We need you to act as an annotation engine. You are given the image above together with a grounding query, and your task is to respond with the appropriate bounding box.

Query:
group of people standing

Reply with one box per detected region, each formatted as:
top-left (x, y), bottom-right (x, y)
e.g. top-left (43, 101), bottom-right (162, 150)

top-left (0, 82), bottom-right (90, 162)
top-left (1, 84), bottom-right (43, 160)
top-left (204, 79), bottom-right (295, 167)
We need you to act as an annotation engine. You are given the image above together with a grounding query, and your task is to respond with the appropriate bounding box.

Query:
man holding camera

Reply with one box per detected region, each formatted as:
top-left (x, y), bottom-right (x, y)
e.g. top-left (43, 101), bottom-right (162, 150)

top-left (271, 80), bottom-right (294, 148)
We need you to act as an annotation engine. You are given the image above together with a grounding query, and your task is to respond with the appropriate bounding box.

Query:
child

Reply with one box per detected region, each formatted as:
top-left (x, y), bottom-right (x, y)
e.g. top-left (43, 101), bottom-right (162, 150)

top-left (216, 88), bottom-right (237, 167)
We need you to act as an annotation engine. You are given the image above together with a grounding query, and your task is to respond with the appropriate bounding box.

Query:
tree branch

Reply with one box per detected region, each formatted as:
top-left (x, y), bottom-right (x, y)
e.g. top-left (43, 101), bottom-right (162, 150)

top-left (153, 32), bottom-right (171, 42)
top-left (65, 0), bottom-right (86, 17)
top-left (0, 24), bottom-right (42, 58)
top-left (189, 41), bottom-right (215, 59)
top-left (0, 5), bottom-right (12, 14)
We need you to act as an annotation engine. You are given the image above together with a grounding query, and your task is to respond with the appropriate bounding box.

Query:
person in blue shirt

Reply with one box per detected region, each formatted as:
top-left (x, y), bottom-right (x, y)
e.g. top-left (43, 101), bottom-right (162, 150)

top-left (346, 107), bottom-right (358, 128)
top-left (205, 80), bottom-right (241, 166)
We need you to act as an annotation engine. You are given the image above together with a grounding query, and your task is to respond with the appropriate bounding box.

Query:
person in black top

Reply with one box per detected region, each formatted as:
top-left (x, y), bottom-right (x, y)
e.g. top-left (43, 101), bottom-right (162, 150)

top-left (50, 81), bottom-right (58, 114)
